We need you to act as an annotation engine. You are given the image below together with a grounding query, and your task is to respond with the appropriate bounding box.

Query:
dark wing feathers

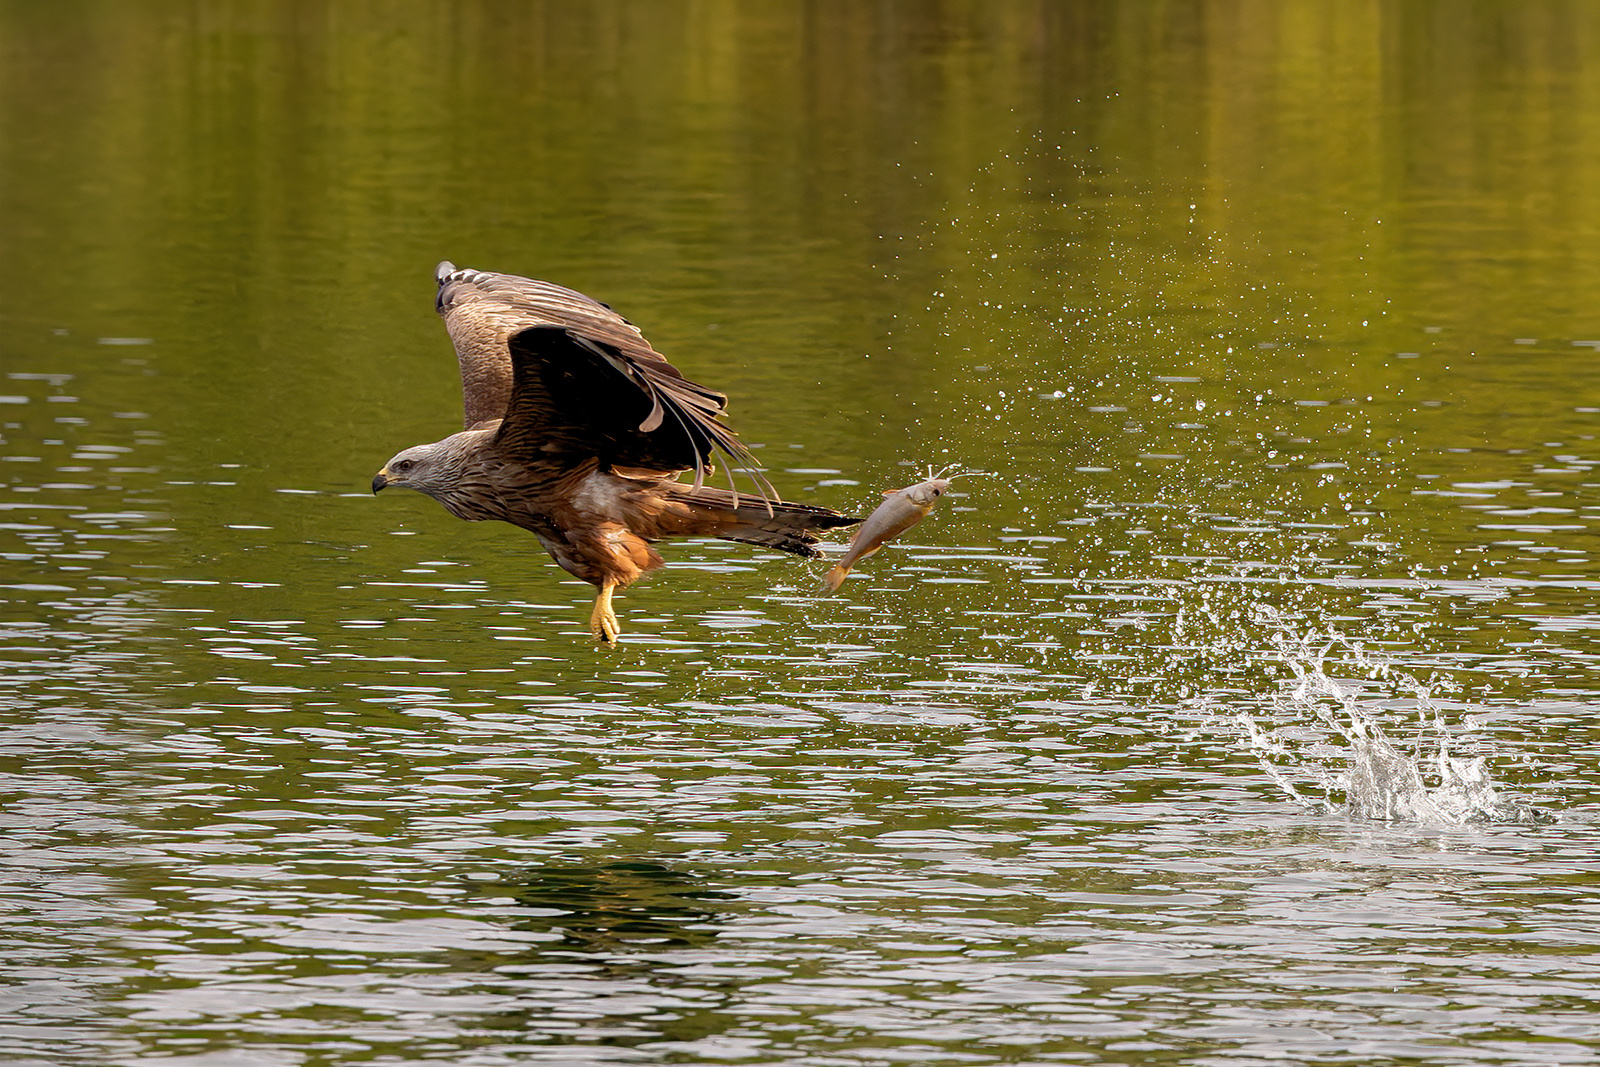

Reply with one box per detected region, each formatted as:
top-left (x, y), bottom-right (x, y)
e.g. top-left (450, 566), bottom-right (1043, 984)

top-left (434, 261), bottom-right (767, 495)
top-left (495, 328), bottom-right (711, 474)
top-left (436, 260), bottom-right (657, 431)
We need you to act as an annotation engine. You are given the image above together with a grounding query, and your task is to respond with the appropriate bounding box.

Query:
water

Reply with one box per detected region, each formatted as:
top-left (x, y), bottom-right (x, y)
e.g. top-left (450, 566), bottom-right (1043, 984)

top-left (4, 2), bottom-right (1600, 1064)
top-left (1229, 628), bottom-right (1551, 826)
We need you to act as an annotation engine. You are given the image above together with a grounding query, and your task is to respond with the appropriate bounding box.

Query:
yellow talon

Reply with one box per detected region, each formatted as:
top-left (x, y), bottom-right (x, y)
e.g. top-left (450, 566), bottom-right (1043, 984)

top-left (589, 583), bottom-right (621, 644)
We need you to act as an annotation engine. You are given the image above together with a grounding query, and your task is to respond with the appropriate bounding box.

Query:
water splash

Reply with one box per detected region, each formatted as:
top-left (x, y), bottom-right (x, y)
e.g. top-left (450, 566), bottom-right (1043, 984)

top-left (1230, 628), bottom-right (1544, 825)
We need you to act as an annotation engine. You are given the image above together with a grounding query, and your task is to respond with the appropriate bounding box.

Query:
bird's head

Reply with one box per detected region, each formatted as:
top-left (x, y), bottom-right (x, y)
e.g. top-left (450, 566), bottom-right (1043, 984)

top-left (372, 441), bottom-right (453, 498)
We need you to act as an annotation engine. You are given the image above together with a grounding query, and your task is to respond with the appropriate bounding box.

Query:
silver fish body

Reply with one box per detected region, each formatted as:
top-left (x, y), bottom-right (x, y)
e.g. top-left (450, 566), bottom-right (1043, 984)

top-left (820, 475), bottom-right (950, 593)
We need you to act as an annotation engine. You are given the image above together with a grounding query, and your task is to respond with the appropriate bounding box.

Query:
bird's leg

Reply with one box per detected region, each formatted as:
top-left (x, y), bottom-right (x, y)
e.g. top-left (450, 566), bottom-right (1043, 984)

top-left (589, 581), bottom-right (621, 644)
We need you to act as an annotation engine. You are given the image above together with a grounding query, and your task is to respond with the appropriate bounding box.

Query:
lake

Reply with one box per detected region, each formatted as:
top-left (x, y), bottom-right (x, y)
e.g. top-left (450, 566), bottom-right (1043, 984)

top-left (2, 3), bottom-right (1599, 1065)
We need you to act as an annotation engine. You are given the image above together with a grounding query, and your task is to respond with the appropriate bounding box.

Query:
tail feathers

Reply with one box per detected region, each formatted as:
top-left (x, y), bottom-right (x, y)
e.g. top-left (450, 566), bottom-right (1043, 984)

top-left (660, 485), bottom-right (858, 558)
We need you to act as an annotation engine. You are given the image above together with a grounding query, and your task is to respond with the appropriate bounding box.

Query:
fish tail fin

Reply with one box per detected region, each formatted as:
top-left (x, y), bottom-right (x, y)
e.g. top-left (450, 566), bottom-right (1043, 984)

top-left (819, 563), bottom-right (851, 594)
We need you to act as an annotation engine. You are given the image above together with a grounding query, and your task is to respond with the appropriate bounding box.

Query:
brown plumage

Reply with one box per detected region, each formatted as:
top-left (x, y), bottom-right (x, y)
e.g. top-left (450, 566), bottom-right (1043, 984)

top-left (373, 262), bottom-right (858, 642)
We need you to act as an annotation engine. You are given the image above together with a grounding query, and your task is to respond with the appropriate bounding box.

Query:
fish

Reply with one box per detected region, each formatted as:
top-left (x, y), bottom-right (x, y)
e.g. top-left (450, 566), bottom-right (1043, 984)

top-left (820, 468), bottom-right (957, 593)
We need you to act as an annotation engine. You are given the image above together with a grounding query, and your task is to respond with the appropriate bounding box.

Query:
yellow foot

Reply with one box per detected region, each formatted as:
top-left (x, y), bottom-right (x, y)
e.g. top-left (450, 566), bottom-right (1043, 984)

top-left (589, 584), bottom-right (621, 644)
top-left (590, 608), bottom-right (620, 644)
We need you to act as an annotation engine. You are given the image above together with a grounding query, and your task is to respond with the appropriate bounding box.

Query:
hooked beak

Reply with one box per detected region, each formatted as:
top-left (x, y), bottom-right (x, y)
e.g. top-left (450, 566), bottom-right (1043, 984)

top-left (371, 469), bottom-right (389, 494)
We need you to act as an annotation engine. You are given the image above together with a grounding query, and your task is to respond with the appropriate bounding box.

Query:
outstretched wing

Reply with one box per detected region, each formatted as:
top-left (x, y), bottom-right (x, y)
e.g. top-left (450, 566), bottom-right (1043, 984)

top-left (434, 261), bottom-right (767, 491)
top-left (437, 260), bottom-right (635, 431)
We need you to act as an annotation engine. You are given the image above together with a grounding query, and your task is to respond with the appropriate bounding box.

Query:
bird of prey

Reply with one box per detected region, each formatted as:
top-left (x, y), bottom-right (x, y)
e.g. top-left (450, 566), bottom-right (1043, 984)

top-left (373, 262), bottom-right (858, 642)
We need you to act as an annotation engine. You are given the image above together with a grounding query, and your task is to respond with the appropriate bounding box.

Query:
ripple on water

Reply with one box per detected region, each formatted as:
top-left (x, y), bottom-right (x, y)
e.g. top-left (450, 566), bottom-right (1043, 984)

top-left (4, 378), bottom-right (1600, 1065)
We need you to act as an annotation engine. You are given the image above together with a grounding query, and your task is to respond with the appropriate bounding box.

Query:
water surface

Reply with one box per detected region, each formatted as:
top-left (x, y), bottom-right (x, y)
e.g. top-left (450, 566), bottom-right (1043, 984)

top-left (3, 3), bottom-right (1600, 1065)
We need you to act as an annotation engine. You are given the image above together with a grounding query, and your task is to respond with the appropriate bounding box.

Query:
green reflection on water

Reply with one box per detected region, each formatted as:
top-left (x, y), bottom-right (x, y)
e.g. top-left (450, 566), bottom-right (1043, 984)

top-left (0, 0), bottom-right (1594, 698)
top-left (2, 4), bottom-right (1600, 1063)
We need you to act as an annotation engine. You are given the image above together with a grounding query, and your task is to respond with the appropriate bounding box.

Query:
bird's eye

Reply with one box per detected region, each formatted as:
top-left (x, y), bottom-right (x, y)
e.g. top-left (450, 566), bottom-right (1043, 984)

top-left (395, 460), bottom-right (415, 473)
